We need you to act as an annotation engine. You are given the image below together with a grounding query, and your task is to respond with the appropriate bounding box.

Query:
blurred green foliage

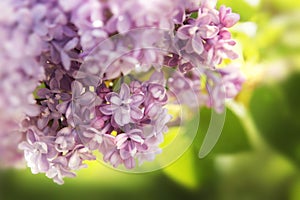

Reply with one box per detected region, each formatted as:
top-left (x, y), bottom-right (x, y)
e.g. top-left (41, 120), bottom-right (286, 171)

top-left (1, 0), bottom-right (300, 200)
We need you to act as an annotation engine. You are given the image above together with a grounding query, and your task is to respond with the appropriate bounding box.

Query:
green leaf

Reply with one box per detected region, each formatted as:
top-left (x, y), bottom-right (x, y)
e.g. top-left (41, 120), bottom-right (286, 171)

top-left (215, 152), bottom-right (296, 200)
top-left (250, 73), bottom-right (300, 165)
top-left (290, 178), bottom-right (300, 200)
top-left (163, 148), bottom-right (200, 189)
top-left (194, 107), bottom-right (251, 156)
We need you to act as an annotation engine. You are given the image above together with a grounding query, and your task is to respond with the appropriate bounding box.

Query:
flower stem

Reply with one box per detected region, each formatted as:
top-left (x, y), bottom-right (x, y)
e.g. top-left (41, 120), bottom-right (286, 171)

top-left (227, 101), bottom-right (270, 152)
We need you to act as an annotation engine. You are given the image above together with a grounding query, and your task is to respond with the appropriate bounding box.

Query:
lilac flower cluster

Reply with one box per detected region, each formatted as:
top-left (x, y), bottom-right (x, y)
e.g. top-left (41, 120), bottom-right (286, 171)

top-left (0, 0), bottom-right (244, 184)
top-left (95, 73), bottom-right (170, 168)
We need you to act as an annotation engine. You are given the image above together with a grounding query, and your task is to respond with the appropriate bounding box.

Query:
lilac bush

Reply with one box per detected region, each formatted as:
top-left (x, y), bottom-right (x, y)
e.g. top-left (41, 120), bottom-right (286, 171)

top-left (0, 0), bottom-right (243, 184)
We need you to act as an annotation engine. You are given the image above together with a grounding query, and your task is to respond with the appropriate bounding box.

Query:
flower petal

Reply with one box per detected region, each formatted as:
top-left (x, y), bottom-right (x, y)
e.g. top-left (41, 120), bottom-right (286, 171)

top-left (129, 134), bottom-right (144, 144)
top-left (114, 107), bottom-right (131, 126)
top-left (117, 14), bottom-right (131, 33)
top-left (60, 50), bottom-right (71, 70)
top-left (119, 83), bottom-right (131, 100)
top-left (177, 25), bottom-right (192, 40)
top-left (120, 149), bottom-right (131, 160)
top-left (100, 104), bottom-right (117, 115)
top-left (76, 91), bottom-right (95, 106)
top-left (72, 81), bottom-right (83, 98)
top-left (198, 25), bottom-right (219, 39)
top-left (107, 93), bottom-right (122, 105)
top-left (191, 35), bottom-right (204, 54)
top-left (124, 157), bottom-right (135, 169)
top-left (116, 133), bottom-right (128, 149)
top-left (131, 93), bottom-right (144, 105)
top-left (145, 103), bottom-right (161, 118)
top-left (38, 154), bottom-right (50, 172)
top-left (64, 37), bottom-right (79, 51)
top-left (130, 106), bottom-right (143, 120)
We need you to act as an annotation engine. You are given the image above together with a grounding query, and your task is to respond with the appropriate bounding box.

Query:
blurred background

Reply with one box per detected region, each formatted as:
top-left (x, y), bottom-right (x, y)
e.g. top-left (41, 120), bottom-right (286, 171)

top-left (1, 0), bottom-right (300, 199)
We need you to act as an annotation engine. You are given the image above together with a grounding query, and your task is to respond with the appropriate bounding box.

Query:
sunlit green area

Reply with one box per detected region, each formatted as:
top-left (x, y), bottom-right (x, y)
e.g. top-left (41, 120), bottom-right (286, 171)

top-left (1, 0), bottom-right (300, 199)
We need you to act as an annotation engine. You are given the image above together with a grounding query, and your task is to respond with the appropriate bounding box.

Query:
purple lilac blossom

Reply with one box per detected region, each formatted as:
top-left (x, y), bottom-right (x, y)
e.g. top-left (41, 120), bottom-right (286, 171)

top-left (94, 73), bottom-right (171, 168)
top-left (0, 0), bottom-right (244, 184)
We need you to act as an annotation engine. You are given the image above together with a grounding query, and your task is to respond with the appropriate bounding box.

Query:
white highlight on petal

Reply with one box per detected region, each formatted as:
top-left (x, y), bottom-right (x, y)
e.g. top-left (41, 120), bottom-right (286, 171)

top-left (92, 20), bottom-right (103, 28)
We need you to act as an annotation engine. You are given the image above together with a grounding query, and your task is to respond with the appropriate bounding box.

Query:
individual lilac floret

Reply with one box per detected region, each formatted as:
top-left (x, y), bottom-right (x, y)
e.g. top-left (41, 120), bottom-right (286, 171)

top-left (115, 129), bottom-right (147, 169)
top-left (46, 156), bottom-right (76, 185)
top-left (177, 14), bottom-right (219, 54)
top-left (205, 66), bottom-right (245, 113)
top-left (218, 65), bottom-right (245, 99)
top-left (18, 128), bottom-right (57, 174)
top-left (100, 83), bottom-right (144, 126)
top-left (219, 6), bottom-right (240, 28)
